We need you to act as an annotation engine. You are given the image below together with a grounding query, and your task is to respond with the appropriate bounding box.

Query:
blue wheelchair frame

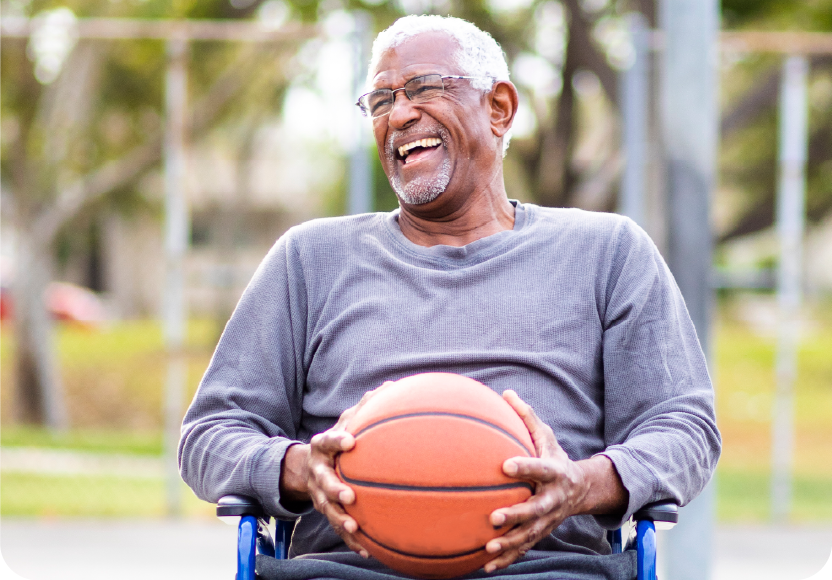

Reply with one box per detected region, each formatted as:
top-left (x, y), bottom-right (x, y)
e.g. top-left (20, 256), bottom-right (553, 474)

top-left (217, 495), bottom-right (678, 580)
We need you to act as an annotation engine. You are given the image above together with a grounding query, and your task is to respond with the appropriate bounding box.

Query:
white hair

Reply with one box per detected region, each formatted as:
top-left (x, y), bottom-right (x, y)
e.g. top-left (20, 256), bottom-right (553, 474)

top-left (369, 15), bottom-right (513, 154)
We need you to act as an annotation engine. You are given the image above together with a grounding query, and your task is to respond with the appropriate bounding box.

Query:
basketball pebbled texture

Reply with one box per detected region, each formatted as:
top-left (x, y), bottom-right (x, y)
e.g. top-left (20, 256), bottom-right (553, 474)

top-left (336, 373), bottom-right (536, 579)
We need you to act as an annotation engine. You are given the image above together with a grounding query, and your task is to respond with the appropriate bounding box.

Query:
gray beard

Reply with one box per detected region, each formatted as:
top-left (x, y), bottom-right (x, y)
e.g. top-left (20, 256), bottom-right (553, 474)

top-left (385, 123), bottom-right (452, 206)
top-left (390, 157), bottom-right (452, 205)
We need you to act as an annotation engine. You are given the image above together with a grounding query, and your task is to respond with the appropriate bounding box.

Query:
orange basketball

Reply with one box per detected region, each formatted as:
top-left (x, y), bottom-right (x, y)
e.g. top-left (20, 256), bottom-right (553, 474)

top-left (336, 373), bottom-right (535, 579)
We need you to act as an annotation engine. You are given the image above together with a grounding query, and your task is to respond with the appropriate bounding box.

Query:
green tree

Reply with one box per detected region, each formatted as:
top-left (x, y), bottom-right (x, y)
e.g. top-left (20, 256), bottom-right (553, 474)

top-left (718, 0), bottom-right (832, 242)
top-left (1, 0), bottom-right (296, 427)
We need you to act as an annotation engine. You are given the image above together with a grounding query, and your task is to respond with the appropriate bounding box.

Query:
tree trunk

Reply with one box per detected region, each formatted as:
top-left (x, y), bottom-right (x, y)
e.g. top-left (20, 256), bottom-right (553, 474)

top-left (12, 224), bottom-right (68, 430)
top-left (537, 28), bottom-right (579, 207)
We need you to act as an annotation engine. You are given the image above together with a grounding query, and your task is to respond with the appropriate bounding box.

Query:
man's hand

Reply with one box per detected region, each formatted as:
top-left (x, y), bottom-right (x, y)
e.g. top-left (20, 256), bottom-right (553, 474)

top-left (279, 383), bottom-right (395, 559)
top-left (483, 390), bottom-right (628, 573)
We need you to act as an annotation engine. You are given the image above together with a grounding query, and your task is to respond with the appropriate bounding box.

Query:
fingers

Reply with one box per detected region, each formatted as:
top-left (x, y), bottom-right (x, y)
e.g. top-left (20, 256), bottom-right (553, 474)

top-left (502, 390), bottom-right (552, 452)
top-left (306, 455), bottom-right (367, 558)
top-left (502, 389), bottom-right (539, 428)
top-left (311, 458), bottom-right (355, 501)
top-left (490, 487), bottom-right (562, 529)
top-left (318, 498), bottom-right (367, 557)
top-left (502, 456), bottom-right (566, 482)
top-left (308, 420), bottom-right (374, 558)
top-left (308, 384), bottom-right (395, 560)
top-left (483, 516), bottom-right (555, 573)
top-left (311, 430), bottom-right (355, 455)
top-left (503, 390), bottom-right (569, 463)
top-left (308, 431), bottom-right (356, 503)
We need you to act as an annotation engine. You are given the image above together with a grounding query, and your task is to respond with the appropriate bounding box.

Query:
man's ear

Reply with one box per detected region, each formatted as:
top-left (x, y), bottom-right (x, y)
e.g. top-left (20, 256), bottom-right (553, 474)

top-left (489, 81), bottom-right (519, 139)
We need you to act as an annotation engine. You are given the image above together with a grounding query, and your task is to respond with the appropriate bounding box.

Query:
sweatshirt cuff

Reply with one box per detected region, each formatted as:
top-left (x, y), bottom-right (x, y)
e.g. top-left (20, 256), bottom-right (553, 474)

top-left (250, 439), bottom-right (314, 519)
top-left (592, 447), bottom-right (657, 530)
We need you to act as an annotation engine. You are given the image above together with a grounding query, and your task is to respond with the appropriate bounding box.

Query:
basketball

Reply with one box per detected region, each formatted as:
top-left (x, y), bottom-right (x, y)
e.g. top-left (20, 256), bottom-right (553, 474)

top-left (335, 373), bottom-right (535, 579)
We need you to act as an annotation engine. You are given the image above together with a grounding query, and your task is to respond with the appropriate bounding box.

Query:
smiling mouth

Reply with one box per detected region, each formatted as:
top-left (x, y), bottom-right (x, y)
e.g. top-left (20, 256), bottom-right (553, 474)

top-left (397, 137), bottom-right (443, 164)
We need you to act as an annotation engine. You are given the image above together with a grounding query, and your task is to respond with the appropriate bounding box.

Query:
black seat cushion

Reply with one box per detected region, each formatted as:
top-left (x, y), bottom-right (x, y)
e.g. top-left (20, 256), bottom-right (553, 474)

top-left (255, 549), bottom-right (636, 580)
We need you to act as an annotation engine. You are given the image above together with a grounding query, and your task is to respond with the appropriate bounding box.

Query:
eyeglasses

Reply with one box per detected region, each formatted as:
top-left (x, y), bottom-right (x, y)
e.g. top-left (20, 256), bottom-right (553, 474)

top-left (356, 74), bottom-right (492, 119)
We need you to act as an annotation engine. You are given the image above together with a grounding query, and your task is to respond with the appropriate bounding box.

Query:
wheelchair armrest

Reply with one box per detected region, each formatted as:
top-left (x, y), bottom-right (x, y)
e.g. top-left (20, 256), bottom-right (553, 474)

top-left (633, 501), bottom-right (678, 530)
top-left (216, 494), bottom-right (266, 520)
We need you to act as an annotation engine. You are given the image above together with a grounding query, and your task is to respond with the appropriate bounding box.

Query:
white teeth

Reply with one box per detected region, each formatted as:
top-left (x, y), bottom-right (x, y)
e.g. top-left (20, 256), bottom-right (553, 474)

top-left (397, 137), bottom-right (442, 158)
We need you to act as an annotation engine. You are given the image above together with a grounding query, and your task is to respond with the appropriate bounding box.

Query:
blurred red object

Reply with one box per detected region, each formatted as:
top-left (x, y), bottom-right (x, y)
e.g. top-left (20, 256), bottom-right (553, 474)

top-left (0, 286), bottom-right (12, 321)
top-left (0, 282), bottom-right (106, 327)
top-left (47, 282), bottom-right (107, 326)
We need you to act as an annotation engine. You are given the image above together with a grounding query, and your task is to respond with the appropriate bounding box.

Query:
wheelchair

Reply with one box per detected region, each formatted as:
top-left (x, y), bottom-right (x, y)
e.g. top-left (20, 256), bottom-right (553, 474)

top-left (216, 495), bottom-right (678, 580)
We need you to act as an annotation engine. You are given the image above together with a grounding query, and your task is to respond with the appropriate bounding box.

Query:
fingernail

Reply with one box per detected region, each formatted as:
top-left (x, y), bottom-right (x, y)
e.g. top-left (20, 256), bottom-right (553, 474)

top-left (339, 490), bottom-right (354, 504)
top-left (503, 461), bottom-right (517, 476)
top-left (491, 513), bottom-right (505, 527)
top-left (486, 541), bottom-right (500, 553)
top-left (344, 520), bottom-right (357, 533)
top-left (360, 550), bottom-right (369, 559)
top-left (484, 564), bottom-right (495, 573)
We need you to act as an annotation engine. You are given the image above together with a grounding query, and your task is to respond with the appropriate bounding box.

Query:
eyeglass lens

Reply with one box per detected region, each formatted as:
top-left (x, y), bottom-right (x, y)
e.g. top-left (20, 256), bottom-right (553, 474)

top-left (360, 74), bottom-right (445, 118)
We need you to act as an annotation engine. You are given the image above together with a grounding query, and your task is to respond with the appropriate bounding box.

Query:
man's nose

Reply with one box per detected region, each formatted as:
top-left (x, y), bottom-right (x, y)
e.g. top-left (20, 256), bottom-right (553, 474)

top-left (387, 90), bottom-right (420, 129)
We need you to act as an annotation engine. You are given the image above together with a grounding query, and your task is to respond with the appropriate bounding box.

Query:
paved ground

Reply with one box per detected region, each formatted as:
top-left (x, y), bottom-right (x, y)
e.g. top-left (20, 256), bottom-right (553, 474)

top-left (1, 519), bottom-right (830, 580)
top-left (678, 525), bottom-right (832, 580)
top-left (1, 519), bottom-right (236, 580)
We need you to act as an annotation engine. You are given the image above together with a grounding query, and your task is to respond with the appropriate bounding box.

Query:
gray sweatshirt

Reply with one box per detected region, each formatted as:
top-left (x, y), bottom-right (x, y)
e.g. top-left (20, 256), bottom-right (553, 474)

top-left (179, 202), bottom-right (720, 559)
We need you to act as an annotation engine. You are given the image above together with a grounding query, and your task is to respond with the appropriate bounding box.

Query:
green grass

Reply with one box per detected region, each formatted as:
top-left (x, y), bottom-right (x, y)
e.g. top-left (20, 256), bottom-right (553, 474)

top-left (711, 296), bottom-right (832, 523)
top-left (1, 473), bottom-right (214, 518)
top-left (1, 425), bottom-right (162, 455)
top-left (717, 469), bottom-right (832, 522)
top-left (1, 320), bottom-right (217, 518)
top-left (1, 319), bottom-right (216, 429)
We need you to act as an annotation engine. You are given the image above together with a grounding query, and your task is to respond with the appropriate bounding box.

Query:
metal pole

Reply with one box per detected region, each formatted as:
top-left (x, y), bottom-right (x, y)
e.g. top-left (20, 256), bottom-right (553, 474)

top-left (162, 33), bottom-right (189, 517)
top-left (619, 12), bottom-right (650, 227)
top-left (658, 0), bottom-right (719, 578)
top-left (1, 15), bottom-right (316, 42)
top-left (348, 11), bottom-right (372, 215)
top-left (771, 55), bottom-right (808, 523)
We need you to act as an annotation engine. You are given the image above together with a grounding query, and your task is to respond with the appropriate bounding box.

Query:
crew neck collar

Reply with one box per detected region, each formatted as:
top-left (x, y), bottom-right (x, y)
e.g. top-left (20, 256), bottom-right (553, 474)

top-left (383, 200), bottom-right (529, 267)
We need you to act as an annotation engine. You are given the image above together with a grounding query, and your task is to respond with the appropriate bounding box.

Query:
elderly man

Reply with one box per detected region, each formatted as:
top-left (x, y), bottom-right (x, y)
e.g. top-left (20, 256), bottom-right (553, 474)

top-left (179, 14), bottom-right (720, 580)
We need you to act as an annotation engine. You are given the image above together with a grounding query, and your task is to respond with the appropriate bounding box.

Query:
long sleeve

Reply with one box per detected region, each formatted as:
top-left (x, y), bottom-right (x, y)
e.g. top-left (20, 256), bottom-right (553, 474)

top-left (178, 234), bottom-right (312, 518)
top-left (597, 219), bottom-right (721, 527)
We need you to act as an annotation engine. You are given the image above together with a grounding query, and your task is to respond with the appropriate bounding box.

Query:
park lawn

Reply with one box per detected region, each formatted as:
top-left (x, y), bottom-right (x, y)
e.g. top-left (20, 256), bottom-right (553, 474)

top-left (1, 299), bottom-right (831, 521)
top-left (1, 472), bottom-right (214, 518)
top-left (1, 425), bottom-right (163, 455)
top-left (713, 297), bottom-right (832, 522)
top-left (1, 319), bottom-right (217, 429)
top-left (717, 468), bottom-right (832, 522)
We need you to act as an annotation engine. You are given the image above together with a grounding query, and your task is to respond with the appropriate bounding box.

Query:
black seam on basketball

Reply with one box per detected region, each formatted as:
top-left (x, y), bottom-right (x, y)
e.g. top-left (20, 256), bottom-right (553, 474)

top-left (353, 412), bottom-right (534, 455)
top-left (340, 473), bottom-right (534, 493)
top-left (359, 530), bottom-right (486, 560)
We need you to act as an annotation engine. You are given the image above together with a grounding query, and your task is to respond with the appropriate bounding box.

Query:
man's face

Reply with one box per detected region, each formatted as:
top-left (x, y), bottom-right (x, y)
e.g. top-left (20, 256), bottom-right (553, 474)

top-left (369, 32), bottom-right (499, 208)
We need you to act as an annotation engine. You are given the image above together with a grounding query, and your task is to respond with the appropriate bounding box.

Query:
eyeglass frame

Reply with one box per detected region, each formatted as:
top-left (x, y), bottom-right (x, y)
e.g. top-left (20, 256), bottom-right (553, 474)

top-left (355, 74), bottom-right (493, 118)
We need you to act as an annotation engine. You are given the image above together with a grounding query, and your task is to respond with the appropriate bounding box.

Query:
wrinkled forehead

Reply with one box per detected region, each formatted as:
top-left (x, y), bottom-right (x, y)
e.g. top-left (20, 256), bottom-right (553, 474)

top-left (369, 31), bottom-right (461, 88)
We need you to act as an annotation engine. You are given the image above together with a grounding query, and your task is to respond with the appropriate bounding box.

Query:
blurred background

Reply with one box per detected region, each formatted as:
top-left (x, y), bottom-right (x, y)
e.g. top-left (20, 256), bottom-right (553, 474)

top-left (1, 0), bottom-right (830, 578)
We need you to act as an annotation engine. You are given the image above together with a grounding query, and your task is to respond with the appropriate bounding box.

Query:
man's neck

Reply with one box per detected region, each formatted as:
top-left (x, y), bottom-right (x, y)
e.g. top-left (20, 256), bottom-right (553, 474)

top-left (397, 189), bottom-right (516, 248)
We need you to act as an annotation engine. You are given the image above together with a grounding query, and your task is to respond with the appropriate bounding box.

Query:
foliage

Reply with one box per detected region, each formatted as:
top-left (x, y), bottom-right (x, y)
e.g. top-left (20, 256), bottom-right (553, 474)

top-left (249, 0), bottom-right (626, 213)
top-left (0, 0), bottom-right (296, 425)
top-left (718, 0), bottom-right (832, 241)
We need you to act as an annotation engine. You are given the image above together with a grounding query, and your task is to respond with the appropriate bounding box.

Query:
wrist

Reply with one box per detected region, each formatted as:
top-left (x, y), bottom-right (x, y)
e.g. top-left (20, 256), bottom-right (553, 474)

top-left (572, 459), bottom-right (594, 515)
top-left (280, 443), bottom-right (311, 502)
top-left (574, 455), bottom-right (628, 516)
